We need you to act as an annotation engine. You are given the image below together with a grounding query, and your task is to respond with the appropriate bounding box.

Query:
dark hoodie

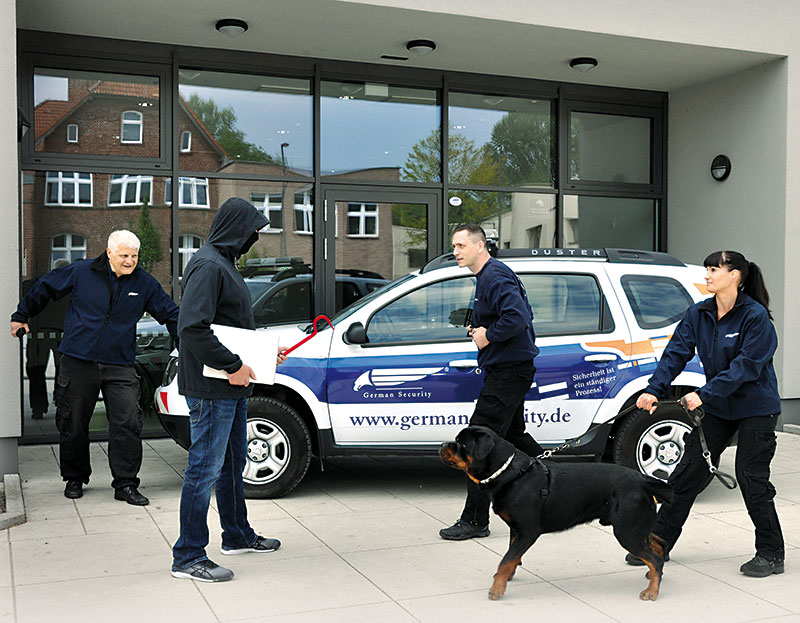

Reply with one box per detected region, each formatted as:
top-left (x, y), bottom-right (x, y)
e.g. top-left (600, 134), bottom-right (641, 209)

top-left (177, 197), bottom-right (268, 399)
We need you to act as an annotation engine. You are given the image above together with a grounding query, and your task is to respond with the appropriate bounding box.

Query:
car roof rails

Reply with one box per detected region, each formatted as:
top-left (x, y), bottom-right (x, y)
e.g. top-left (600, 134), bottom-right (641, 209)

top-left (419, 248), bottom-right (684, 274)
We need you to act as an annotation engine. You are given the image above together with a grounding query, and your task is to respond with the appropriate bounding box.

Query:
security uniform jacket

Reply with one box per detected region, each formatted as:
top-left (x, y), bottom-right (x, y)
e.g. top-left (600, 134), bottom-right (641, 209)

top-left (645, 292), bottom-right (780, 419)
top-left (177, 197), bottom-right (269, 399)
top-left (11, 254), bottom-right (179, 365)
top-left (473, 257), bottom-right (539, 368)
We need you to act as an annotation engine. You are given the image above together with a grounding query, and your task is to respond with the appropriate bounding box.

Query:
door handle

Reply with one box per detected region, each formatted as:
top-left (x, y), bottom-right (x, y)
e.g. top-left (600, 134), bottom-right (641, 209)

top-left (449, 359), bottom-right (478, 369)
top-left (584, 354), bottom-right (616, 364)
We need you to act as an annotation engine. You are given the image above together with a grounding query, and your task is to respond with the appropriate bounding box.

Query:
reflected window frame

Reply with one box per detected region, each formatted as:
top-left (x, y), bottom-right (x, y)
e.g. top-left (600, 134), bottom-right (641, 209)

top-left (66, 123), bottom-right (78, 144)
top-left (180, 130), bottom-right (192, 153)
top-left (45, 171), bottom-right (93, 207)
top-left (108, 174), bottom-right (153, 207)
top-left (165, 176), bottom-right (209, 209)
top-left (178, 234), bottom-right (204, 277)
top-left (294, 190), bottom-right (313, 235)
top-left (51, 232), bottom-right (87, 267)
top-left (251, 192), bottom-right (283, 233)
top-left (121, 110), bottom-right (143, 144)
top-left (346, 202), bottom-right (378, 238)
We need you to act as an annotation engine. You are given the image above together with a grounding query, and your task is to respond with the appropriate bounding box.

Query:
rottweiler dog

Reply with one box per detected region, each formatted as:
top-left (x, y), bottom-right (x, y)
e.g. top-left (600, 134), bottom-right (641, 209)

top-left (440, 425), bottom-right (672, 601)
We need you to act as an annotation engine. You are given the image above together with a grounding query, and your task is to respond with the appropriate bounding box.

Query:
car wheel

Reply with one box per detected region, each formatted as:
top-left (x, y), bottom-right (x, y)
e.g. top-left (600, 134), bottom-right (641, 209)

top-left (243, 396), bottom-right (312, 499)
top-left (613, 402), bottom-right (716, 491)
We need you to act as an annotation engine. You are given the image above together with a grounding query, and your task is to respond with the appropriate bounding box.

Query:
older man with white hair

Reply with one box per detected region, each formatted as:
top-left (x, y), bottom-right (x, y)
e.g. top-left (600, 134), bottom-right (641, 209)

top-left (11, 230), bottom-right (179, 505)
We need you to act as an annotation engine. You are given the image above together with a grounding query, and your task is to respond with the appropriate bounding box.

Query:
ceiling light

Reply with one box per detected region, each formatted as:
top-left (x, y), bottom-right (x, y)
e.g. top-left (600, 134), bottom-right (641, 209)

top-left (406, 39), bottom-right (436, 56)
top-left (569, 57), bottom-right (598, 72)
top-left (215, 18), bottom-right (248, 37)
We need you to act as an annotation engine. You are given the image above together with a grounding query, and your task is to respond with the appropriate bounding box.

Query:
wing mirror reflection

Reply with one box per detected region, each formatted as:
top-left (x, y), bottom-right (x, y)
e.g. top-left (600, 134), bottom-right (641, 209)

top-left (343, 321), bottom-right (368, 345)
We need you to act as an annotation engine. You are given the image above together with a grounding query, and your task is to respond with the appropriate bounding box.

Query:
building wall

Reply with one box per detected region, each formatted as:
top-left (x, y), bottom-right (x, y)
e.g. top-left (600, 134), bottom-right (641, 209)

top-left (1, 0), bottom-right (19, 473)
top-left (668, 59), bottom-right (793, 397)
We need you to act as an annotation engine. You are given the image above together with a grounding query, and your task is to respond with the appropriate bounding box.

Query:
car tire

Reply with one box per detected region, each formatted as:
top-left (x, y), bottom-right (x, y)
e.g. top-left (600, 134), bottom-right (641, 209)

top-left (243, 396), bottom-right (312, 499)
top-left (613, 401), bottom-right (716, 492)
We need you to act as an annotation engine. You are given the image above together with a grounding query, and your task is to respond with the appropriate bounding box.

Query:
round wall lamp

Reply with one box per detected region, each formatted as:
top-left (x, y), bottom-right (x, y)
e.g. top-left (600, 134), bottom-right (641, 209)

top-left (406, 39), bottom-right (436, 56)
top-left (710, 154), bottom-right (731, 181)
top-left (215, 18), bottom-right (249, 37)
top-left (569, 57), bottom-right (598, 72)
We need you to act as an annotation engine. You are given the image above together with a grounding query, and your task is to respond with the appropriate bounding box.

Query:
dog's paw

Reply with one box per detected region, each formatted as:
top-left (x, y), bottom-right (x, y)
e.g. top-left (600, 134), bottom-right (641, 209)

top-left (488, 590), bottom-right (504, 600)
top-left (639, 589), bottom-right (659, 601)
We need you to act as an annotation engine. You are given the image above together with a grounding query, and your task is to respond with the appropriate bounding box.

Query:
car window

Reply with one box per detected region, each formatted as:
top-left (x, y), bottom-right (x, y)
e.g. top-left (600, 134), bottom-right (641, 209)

top-left (520, 273), bottom-right (613, 336)
top-left (621, 275), bottom-right (693, 329)
top-left (337, 281), bottom-right (362, 310)
top-left (330, 273), bottom-right (416, 324)
top-left (367, 276), bottom-right (476, 344)
top-left (254, 281), bottom-right (312, 327)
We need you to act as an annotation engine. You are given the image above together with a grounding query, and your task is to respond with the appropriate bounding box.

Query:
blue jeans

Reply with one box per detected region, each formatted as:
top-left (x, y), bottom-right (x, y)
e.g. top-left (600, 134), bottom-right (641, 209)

top-left (172, 396), bottom-right (257, 570)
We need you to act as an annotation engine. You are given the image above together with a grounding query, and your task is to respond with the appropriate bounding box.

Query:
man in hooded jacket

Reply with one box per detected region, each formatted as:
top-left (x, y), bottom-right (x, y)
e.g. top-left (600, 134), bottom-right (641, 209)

top-left (171, 197), bottom-right (283, 583)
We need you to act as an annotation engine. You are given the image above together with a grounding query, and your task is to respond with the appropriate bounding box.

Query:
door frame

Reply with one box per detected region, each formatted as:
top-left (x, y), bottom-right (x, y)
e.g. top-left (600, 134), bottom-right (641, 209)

top-left (318, 185), bottom-right (441, 317)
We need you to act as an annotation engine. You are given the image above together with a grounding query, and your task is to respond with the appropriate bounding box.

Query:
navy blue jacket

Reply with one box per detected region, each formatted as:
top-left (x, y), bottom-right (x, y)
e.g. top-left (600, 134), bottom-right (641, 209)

top-left (12, 254), bottom-right (179, 366)
top-left (178, 198), bottom-right (269, 399)
top-left (645, 292), bottom-right (780, 419)
top-left (473, 257), bottom-right (539, 368)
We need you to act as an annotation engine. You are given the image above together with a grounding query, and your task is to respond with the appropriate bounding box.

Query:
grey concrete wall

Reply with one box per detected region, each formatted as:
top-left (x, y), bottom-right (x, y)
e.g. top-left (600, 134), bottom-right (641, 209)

top-left (667, 60), bottom-right (792, 397)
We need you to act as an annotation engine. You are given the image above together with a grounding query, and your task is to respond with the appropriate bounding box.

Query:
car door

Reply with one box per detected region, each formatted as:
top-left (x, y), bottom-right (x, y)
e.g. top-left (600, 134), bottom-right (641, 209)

top-left (326, 272), bottom-right (481, 444)
top-left (519, 264), bottom-right (633, 444)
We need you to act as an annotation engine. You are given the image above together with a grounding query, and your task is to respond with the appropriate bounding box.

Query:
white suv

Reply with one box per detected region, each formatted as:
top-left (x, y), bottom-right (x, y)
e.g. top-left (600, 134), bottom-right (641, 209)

top-left (155, 248), bottom-right (709, 498)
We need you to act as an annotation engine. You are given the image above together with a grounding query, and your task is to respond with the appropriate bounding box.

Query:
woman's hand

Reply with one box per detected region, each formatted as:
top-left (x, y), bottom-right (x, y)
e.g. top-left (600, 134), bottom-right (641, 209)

top-left (636, 392), bottom-right (659, 414)
top-left (682, 391), bottom-right (703, 411)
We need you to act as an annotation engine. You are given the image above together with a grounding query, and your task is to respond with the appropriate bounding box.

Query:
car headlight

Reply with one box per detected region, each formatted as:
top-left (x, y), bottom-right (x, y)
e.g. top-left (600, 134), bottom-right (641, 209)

top-left (162, 356), bottom-right (179, 386)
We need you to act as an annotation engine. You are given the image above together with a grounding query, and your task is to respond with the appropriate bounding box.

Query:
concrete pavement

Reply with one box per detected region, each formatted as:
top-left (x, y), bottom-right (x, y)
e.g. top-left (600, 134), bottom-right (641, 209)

top-left (4, 432), bottom-right (800, 622)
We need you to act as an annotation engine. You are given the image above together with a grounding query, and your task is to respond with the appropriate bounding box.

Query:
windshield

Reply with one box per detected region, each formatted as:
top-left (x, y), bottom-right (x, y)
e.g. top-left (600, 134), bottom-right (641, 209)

top-left (328, 273), bottom-right (417, 324)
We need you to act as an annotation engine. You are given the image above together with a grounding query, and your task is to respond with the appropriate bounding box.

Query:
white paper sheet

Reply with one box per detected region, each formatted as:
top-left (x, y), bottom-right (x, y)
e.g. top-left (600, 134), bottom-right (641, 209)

top-left (202, 324), bottom-right (279, 385)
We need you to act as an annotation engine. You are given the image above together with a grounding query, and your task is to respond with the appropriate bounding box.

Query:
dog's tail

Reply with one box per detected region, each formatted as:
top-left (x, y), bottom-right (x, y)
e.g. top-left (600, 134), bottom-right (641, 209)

top-left (643, 476), bottom-right (673, 504)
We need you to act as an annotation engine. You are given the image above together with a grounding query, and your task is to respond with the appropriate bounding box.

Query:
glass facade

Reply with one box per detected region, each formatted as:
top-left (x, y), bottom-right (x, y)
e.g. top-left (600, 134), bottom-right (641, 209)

top-left (321, 81), bottom-right (440, 181)
top-left (17, 35), bottom-right (666, 441)
top-left (448, 93), bottom-right (554, 188)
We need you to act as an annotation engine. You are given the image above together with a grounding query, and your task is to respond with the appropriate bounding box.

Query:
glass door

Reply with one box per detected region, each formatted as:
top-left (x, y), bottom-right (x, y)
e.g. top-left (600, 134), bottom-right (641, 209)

top-left (320, 187), bottom-right (440, 316)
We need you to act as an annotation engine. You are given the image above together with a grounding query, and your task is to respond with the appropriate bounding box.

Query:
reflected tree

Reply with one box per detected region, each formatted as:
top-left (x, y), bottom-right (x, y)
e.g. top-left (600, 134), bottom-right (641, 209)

top-left (185, 93), bottom-right (281, 164)
top-left (132, 199), bottom-right (162, 273)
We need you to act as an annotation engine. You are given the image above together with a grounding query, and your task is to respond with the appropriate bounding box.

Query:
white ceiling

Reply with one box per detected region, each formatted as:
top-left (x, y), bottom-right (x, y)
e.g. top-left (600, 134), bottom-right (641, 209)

top-left (16, 0), bottom-right (781, 92)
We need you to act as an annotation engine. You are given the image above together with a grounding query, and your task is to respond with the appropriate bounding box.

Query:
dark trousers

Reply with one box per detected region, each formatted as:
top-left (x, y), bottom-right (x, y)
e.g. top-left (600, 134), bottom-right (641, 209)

top-left (460, 359), bottom-right (542, 526)
top-left (26, 338), bottom-right (60, 415)
top-left (55, 354), bottom-right (143, 489)
top-left (655, 412), bottom-right (784, 558)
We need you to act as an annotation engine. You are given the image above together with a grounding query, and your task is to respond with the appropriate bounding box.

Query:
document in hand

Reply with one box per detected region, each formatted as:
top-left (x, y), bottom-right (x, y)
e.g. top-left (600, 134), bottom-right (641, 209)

top-left (202, 324), bottom-right (279, 385)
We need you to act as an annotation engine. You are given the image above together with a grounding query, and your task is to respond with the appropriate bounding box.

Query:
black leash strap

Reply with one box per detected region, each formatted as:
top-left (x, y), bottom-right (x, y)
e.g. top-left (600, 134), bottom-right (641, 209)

top-left (674, 398), bottom-right (738, 490)
top-left (537, 397), bottom-right (738, 490)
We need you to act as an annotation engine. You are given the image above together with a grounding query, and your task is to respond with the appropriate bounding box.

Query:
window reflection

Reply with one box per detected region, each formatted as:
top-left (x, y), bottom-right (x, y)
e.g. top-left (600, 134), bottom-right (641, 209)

top-left (34, 68), bottom-right (160, 158)
top-left (449, 93), bottom-right (554, 188)
top-left (563, 195), bottom-right (654, 250)
top-left (570, 112), bottom-right (651, 183)
top-left (321, 81), bottom-right (440, 182)
top-left (178, 70), bottom-right (312, 173)
top-left (448, 190), bottom-right (556, 249)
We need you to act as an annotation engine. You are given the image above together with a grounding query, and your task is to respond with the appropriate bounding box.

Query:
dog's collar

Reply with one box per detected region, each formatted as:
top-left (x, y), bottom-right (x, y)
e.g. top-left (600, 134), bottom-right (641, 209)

top-left (479, 454), bottom-right (515, 484)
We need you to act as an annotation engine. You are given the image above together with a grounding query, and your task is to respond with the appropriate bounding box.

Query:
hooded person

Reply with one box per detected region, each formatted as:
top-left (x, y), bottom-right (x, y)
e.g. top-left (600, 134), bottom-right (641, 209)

top-left (172, 197), bottom-right (283, 583)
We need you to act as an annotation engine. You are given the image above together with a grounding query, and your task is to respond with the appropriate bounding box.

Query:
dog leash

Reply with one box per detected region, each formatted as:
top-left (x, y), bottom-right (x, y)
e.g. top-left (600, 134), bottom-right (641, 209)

top-left (537, 398), bottom-right (738, 490)
top-left (281, 315), bottom-right (334, 356)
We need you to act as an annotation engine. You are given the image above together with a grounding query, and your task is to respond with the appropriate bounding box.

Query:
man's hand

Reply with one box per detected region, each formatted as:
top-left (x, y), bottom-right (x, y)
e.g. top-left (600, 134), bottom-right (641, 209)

top-left (228, 363), bottom-right (256, 387)
top-left (10, 321), bottom-right (29, 338)
top-left (636, 392), bottom-right (658, 414)
top-left (277, 347), bottom-right (288, 366)
top-left (469, 325), bottom-right (490, 350)
top-left (682, 391), bottom-right (703, 411)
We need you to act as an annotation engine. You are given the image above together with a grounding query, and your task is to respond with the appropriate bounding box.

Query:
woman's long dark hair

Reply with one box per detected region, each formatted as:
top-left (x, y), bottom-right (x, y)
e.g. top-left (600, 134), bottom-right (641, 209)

top-left (704, 250), bottom-right (772, 319)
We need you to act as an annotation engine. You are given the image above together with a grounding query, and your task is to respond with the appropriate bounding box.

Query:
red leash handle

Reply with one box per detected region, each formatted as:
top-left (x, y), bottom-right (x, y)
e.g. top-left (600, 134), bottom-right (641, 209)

top-left (282, 315), bottom-right (333, 356)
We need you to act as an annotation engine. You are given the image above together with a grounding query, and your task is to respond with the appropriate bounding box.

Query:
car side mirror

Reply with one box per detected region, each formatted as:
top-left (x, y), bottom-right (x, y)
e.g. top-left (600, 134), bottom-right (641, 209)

top-left (343, 321), bottom-right (367, 345)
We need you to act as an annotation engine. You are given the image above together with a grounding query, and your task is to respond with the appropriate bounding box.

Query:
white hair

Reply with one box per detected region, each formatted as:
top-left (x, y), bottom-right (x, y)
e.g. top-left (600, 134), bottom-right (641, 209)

top-left (107, 230), bottom-right (140, 251)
